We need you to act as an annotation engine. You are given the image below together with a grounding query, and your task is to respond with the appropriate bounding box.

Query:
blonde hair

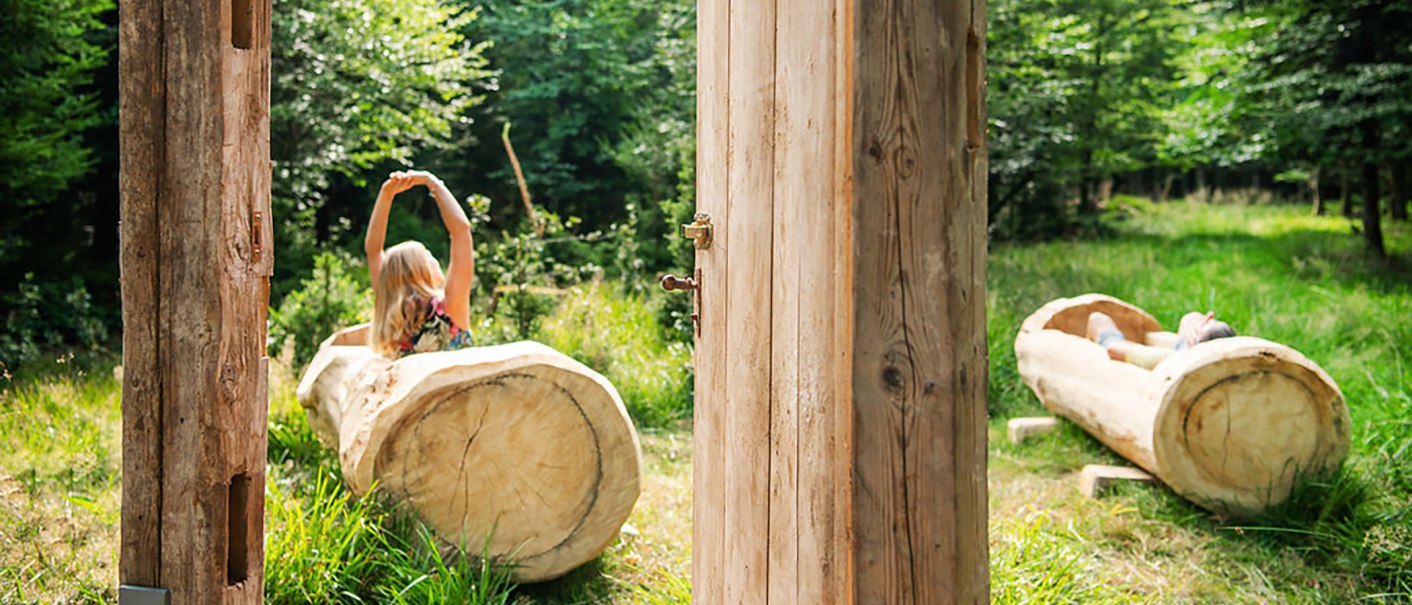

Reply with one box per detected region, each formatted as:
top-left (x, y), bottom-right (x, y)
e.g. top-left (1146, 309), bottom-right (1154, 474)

top-left (372, 241), bottom-right (445, 357)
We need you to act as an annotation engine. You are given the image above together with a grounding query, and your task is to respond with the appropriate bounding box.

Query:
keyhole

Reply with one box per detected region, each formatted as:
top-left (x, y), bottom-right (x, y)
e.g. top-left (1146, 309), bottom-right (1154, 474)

top-left (226, 474), bottom-right (251, 585)
top-left (231, 0), bottom-right (253, 50)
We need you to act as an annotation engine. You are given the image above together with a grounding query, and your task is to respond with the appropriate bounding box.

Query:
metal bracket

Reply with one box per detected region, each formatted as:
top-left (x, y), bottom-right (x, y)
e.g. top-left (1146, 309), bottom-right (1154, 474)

top-left (119, 585), bottom-right (170, 605)
top-left (680, 213), bottom-right (713, 250)
top-left (251, 210), bottom-right (263, 263)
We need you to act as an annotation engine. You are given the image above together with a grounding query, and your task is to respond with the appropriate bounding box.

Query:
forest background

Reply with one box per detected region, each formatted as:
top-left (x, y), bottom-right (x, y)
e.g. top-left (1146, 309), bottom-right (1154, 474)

top-left (4, 0), bottom-right (1412, 601)
top-left (4, 0), bottom-right (1411, 365)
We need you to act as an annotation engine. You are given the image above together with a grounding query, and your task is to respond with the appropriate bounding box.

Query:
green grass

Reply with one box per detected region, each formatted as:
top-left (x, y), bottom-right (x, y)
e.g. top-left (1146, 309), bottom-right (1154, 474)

top-left (3, 197), bottom-right (1410, 603)
top-left (987, 197), bottom-right (1412, 602)
top-left (0, 355), bottom-right (121, 604)
top-left (538, 282), bottom-right (694, 429)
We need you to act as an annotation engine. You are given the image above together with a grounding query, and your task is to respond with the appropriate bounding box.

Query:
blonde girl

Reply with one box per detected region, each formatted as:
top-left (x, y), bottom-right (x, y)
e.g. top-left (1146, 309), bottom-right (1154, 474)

top-left (365, 170), bottom-right (476, 357)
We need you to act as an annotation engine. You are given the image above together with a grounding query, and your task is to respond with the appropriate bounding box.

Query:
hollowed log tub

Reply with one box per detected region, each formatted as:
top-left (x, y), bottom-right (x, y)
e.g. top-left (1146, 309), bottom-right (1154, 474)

top-left (1014, 294), bottom-right (1351, 516)
top-left (296, 325), bottom-right (643, 582)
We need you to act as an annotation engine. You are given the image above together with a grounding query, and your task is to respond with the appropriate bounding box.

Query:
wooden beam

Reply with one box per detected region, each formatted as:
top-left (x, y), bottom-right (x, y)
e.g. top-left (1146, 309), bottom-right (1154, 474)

top-left (851, 0), bottom-right (989, 600)
top-left (120, 0), bottom-right (272, 601)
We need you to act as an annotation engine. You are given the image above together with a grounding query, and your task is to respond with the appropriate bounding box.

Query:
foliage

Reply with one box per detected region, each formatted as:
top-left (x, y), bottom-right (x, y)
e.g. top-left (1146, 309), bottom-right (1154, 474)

top-left (445, 0), bottom-right (688, 231)
top-left (268, 251), bottom-right (373, 368)
top-left (0, 273), bottom-right (111, 369)
top-left (0, 0), bottom-right (112, 279)
top-left (270, 0), bottom-right (491, 298)
top-left (538, 282), bottom-right (693, 428)
top-left (472, 209), bottom-right (608, 343)
top-left (987, 0), bottom-right (1185, 237)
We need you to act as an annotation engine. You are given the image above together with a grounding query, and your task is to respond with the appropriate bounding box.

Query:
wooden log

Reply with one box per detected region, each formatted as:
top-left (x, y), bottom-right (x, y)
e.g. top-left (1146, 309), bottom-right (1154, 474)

top-left (1007, 417), bottom-right (1060, 444)
top-left (1015, 294), bottom-right (1351, 516)
top-left (295, 325), bottom-right (643, 583)
top-left (1078, 464), bottom-right (1156, 498)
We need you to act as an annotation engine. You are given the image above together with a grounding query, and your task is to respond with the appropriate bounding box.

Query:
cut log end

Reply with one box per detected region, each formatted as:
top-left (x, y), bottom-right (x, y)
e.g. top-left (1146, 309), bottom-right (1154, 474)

top-left (1153, 338), bottom-right (1349, 516)
top-left (297, 325), bottom-right (642, 582)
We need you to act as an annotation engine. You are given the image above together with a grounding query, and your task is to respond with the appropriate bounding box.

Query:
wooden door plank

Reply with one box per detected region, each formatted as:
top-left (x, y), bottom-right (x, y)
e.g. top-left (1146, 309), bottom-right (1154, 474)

top-left (723, 0), bottom-right (776, 598)
top-left (118, 0), bottom-right (165, 587)
top-left (691, 0), bottom-right (731, 600)
top-left (851, 0), bottom-right (989, 602)
top-left (775, 0), bottom-right (849, 600)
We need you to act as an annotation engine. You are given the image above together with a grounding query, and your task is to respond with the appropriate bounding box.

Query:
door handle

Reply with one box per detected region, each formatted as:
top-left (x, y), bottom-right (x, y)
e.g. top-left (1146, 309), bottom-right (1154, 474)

top-left (659, 274), bottom-right (696, 292)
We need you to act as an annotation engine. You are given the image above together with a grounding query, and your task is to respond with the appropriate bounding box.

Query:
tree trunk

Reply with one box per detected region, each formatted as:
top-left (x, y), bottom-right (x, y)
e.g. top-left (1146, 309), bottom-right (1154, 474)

top-left (296, 326), bottom-right (644, 583)
top-left (1390, 160), bottom-right (1408, 221)
top-left (1362, 145), bottom-right (1385, 258)
top-left (1160, 172), bottom-right (1175, 202)
top-left (1311, 167), bottom-right (1325, 216)
top-left (1079, 177), bottom-right (1098, 215)
top-left (1014, 294), bottom-right (1351, 518)
top-left (1341, 168), bottom-right (1354, 217)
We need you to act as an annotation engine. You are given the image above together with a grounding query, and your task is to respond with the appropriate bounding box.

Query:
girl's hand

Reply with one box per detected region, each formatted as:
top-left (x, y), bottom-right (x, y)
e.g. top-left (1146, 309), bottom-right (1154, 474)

top-left (402, 170), bottom-right (439, 187)
top-left (381, 171), bottom-right (417, 195)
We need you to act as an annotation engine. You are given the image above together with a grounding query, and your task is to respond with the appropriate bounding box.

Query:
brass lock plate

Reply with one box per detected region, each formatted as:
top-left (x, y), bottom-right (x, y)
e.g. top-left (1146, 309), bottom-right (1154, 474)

top-left (681, 213), bottom-right (713, 250)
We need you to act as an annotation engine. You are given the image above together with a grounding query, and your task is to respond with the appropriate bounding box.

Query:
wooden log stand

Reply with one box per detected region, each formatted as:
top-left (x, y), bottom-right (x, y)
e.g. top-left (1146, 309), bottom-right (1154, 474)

top-left (295, 325), bottom-right (643, 583)
top-left (119, 0), bottom-right (272, 602)
top-left (1014, 294), bottom-right (1351, 516)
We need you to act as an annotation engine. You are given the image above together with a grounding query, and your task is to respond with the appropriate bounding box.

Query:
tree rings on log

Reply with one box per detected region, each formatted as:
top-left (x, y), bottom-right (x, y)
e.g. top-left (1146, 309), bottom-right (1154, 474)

top-left (296, 325), bottom-right (643, 582)
top-left (1015, 294), bottom-right (1350, 517)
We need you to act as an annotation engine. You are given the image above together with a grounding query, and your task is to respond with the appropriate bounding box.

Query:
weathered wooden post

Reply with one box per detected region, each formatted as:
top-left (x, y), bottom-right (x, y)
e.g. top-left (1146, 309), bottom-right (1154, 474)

top-left (119, 0), bottom-right (272, 602)
top-left (685, 0), bottom-right (988, 601)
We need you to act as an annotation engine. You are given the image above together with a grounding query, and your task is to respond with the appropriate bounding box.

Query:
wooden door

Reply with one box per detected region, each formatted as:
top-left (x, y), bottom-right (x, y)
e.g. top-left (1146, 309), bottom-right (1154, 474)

top-left (692, 0), bottom-right (989, 602)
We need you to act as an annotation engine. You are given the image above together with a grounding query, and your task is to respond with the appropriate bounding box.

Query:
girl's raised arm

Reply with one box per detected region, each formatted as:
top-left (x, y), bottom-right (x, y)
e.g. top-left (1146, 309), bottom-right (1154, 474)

top-left (365, 172), bottom-right (415, 286)
top-left (407, 170), bottom-right (474, 329)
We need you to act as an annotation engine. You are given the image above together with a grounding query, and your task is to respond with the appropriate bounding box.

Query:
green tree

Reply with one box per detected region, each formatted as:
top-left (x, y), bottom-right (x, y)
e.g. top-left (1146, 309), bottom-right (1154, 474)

top-left (1233, 0), bottom-right (1412, 257)
top-left (447, 0), bottom-right (678, 229)
top-left (0, 0), bottom-right (113, 287)
top-left (270, 0), bottom-right (491, 297)
top-left (987, 0), bottom-right (1186, 237)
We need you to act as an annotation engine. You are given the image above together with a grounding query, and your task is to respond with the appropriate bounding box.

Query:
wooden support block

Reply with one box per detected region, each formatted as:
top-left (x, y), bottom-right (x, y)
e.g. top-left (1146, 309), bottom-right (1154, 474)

top-left (1007, 417), bottom-right (1060, 444)
top-left (1079, 464), bottom-right (1156, 498)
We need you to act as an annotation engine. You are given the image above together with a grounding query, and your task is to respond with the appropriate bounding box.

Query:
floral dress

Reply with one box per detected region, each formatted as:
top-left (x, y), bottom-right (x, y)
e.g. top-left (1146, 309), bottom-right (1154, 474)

top-left (397, 297), bottom-right (474, 357)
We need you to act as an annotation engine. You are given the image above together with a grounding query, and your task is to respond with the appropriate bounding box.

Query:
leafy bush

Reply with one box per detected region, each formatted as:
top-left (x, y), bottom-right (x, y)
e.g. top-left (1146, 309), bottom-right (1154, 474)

top-left (268, 251), bottom-right (372, 368)
top-left (538, 282), bottom-right (693, 428)
top-left (474, 210), bottom-right (606, 343)
top-left (0, 273), bottom-right (110, 369)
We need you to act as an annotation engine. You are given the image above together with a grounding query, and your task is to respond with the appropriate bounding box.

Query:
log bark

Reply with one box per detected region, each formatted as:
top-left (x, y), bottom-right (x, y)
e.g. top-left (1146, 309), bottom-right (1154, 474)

top-left (296, 325), bottom-right (643, 582)
top-left (1015, 294), bottom-right (1351, 517)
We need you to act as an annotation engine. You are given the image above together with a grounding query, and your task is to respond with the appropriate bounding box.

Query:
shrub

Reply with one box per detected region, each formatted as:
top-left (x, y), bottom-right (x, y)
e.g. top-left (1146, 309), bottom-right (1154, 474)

top-left (268, 251), bottom-right (372, 368)
top-left (538, 282), bottom-right (693, 428)
top-left (0, 273), bottom-right (110, 369)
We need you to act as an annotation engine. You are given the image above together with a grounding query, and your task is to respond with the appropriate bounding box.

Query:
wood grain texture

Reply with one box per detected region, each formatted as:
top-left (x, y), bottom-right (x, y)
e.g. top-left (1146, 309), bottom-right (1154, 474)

top-left (118, 0), bottom-right (165, 587)
top-left (121, 0), bottom-right (271, 600)
top-left (723, 0), bottom-right (776, 600)
top-left (775, 0), bottom-right (849, 600)
top-left (851, 0), bottom-right (989, 601)
top-left (296, 331), bottom-right (643, 582)
top-left (692, 0), bottom-right (730, 599)
top-left (157, 0), bottom-right (225, 600)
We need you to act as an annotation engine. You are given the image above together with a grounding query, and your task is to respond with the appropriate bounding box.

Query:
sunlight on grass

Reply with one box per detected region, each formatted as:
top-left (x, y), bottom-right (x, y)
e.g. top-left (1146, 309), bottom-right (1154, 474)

top-left (988, 198), bottom-right (1412, 601)
top-left (0, 359), bottom-right (120, 604)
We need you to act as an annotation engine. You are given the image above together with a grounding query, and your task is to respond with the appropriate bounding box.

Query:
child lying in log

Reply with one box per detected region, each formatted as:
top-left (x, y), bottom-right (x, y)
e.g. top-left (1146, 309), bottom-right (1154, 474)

top-left (1085, 310), bottom-right (1235, 369)
top-left (364, 170), bottom-right (476, 358)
